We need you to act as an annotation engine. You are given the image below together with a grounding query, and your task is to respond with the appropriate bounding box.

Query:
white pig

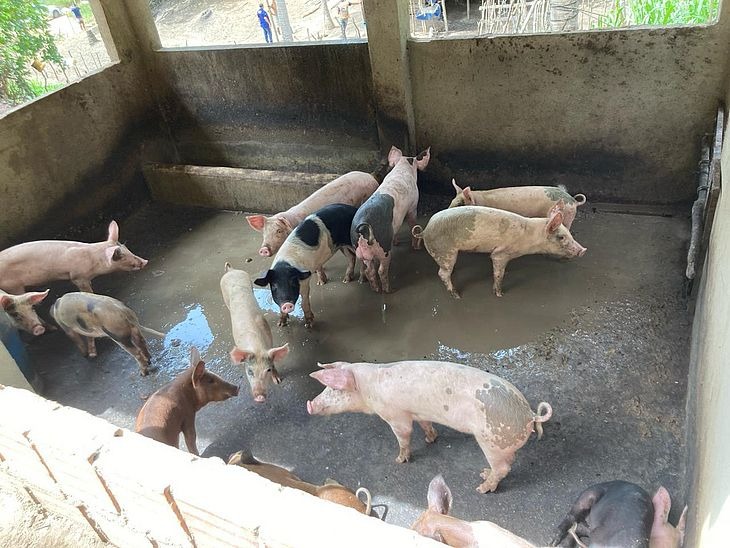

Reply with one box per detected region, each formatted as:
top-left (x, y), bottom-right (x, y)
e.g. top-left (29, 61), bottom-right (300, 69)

top-left (413, 475), bottom-right (534, 547)
top-left (0, 289), bottom-right (50, 336)
top-left (412, 201), bottom-right (587, 299)
top-left (221, 263), bottom-right (289, 402)
top-left (307, 360), bottom-right (552, 493)
top-left (351, 146), bottom-right (430, 293)
top-left (0, 221), bottom-right (147, 294)
top-left (449, 181), bottom-right (587, 229)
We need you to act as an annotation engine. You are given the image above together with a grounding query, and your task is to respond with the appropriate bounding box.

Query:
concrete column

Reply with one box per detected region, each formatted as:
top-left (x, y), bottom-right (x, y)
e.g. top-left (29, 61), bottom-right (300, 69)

top-left (361, 0), bottom-right (416, 152)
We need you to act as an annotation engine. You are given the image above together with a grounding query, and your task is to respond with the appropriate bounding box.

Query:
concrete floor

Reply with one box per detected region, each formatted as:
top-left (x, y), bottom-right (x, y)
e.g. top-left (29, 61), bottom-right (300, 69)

top-left (25, 202), bottom-right (690, 545)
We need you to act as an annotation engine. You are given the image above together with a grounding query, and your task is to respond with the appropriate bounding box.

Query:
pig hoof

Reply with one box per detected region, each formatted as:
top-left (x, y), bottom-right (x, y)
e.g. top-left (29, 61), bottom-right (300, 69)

top-left (278, 318), bottom-right (289, 327)
top-left (88, 352), bottom-right (97, 358)
top-left (479, 469), bottom-right (491, 480)
top-left (425, 433), bottom-right (438, 444)
top-left (494, 289), bottom-right (503, 297)
top-left (395, 454), bottom-right (410, 464)
top-left (476, 482), bottom-right (497, 494)
top-left (140, 369), bottom-right (149, 377)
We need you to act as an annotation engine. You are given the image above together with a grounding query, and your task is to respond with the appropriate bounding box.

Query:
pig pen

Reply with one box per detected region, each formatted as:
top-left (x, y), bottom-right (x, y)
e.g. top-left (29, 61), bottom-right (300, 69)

top-left (24, 200), bottom-right (690, 544)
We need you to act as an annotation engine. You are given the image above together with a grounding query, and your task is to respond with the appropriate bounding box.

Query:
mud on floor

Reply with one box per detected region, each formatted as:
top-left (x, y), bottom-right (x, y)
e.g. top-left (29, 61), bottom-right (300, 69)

top-left (22, 202), bottom-right (690, 544)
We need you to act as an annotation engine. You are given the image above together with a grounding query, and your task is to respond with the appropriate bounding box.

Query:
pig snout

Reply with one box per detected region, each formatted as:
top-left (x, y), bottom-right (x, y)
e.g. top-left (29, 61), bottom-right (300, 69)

top-left (137, 258), bottom-right (148, 269)
top-left (259, 246), bottom-right (271, 257)
top-left (280, 302), bottom-right (294, 314)
top-left (32, 325), bottom-right (45, 336)
top-left (573, 244), bottom-right (587, 257)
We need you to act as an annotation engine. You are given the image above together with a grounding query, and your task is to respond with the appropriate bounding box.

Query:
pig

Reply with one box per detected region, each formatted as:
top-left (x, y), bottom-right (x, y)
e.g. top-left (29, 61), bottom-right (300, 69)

top-left (246, 171), bottom-right (380, 284)
top-left (228, 450), bottom-right (372, 515)
top-left (255, 203), bottom-right (358, 328)
top-left (551, 481), bottom-right (687, 548)
top-left (351, 146), bottom-right (430, 293)
top-left (0, 289), bottom-right (50, 336)
top-left (412, 201), bottom-right (587, 299)
top-left (220, 263), bottom-right (289, 402)
top-left (449, 181), bottom-right (587, 229)
top-left (307, 360), bottom-right (552, 493)
top-left (0, 220), bottom-right (147, 295)
top-left (135, 347), bottom-right (239, 455)
top-left (412, 475), bottom-right (534, 547)
top-left (51, 292), bottom-right (165, 376)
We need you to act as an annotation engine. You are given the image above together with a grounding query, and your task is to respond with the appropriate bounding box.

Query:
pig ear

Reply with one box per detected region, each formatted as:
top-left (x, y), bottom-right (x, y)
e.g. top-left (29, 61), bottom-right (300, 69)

top-left (546, 210), bottom-right (564, 234)
top-left (317, 361), bottom-right (349, 369)
top-left (388, 146), bottom-right (402, 167)
top-left (230, 347), bottom-right (253, 364)
top-left (191, 360), bottom-right (206, 387)
top-left (107, 221), bottom-right (119, 242)
top-left (268, 343), bottom-right (289, 362)
top-left (253, 270), bottom-right (272, 287)
top-left (224, 262), bottom-right (232, 272)
top-left (246, 215), bottom-right (266, 232)
top-left (297, 269), bottom-right (312, 281)
top-left (415, 147), bottom-right (430, 171)
top-left (451, 179), bottom-right (463, 194)
top-left (427, 475), bottom-right (452, 515)
top-left (189, 347), bottom-right (202, 368)
top-left (27, 290), bottom-right (50, 305)
top-left (310, 368), bottom-right (356, 391)
top-left (463, 187), bottom-right (475, 204)
top-left (652, 486), bottom-right (672, 525)
top-left (677, 506), bottom-right (688, 542)
top-left (0, 294), bottom-right (12, 309)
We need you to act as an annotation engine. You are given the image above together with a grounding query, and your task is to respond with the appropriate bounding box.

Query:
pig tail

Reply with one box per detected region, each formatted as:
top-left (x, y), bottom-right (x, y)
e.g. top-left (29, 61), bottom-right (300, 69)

top-left (411, 225), bottom-right (424, 239)
top-left (355, 487), bottom-right (373, 517)
top-left (533, 402), bottom-right (553, 440)
top-left (573, 194), bottom-right (587, 205)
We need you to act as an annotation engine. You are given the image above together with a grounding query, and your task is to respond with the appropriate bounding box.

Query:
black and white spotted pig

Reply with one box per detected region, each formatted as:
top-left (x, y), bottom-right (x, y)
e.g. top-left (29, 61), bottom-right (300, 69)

top-left (254, 203), bottom-right (358, 328)
top-left (51, 292), bottom-right (165, 375)
top-left (351, 146), bottom-right (430, 293)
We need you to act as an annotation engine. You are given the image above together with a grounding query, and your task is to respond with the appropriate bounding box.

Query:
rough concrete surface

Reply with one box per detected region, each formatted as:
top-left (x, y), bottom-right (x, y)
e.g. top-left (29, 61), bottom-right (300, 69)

top-left (23, 201), bottom-right (690, 545)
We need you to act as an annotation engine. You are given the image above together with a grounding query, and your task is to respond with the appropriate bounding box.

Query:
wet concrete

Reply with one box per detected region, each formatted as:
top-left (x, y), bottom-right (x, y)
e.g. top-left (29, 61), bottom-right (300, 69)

top-left (26, 202), bottom-right (690, 545)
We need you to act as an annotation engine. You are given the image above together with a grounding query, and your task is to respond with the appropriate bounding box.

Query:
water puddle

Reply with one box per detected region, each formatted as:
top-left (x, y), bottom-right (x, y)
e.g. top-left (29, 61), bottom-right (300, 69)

top-left (156, 304), bottom-right (216, 373)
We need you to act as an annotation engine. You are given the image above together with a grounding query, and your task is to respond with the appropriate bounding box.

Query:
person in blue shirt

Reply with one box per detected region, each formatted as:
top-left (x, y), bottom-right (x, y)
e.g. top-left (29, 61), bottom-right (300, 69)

top-left (257, 3), bottom-right (273, 43)
top-left (70, 2), bottom-right (86, 31)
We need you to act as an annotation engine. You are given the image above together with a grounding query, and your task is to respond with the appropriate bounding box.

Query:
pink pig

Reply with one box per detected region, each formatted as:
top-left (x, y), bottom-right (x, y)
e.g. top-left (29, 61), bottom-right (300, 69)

top-left (307, 360), bottom-right (552, 493)
top-left (0, 289), bottom-right (50, 336)
top-left (0, 221), bottom-right (147, 294)
top-left (246, 171), bottom-right (378, 283)
top-left (412, 202), bottom-right (586, 299)
top-left (350, 146), bottom-right (430, 293)
top-left (449, 181), bottom-right (587, 229)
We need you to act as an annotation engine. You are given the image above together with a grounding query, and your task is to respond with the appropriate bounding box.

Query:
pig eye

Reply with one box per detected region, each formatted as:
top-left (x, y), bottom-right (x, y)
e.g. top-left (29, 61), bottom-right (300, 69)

top-left (207, 377), bottom-right (214, 384)
top-left (265, 367), bottom-right (272, 373)
top-left (557, 235), bottom-right (565, 241)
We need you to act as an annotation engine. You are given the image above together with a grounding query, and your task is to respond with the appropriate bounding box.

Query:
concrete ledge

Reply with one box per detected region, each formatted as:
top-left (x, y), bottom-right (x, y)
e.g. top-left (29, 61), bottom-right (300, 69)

top-left (143, 163), bottom-right (340, 212)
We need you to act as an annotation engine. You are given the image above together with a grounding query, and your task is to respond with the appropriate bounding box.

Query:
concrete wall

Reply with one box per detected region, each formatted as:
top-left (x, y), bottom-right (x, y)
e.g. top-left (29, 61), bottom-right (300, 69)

top-left (407, 20), bottom-right (730, 203)
top-left (685, 100), bottom-right (730, 545)
top-left (0, 0), bottom-right (171, 248)
top-left (0, 385), bottom-right (438, 548)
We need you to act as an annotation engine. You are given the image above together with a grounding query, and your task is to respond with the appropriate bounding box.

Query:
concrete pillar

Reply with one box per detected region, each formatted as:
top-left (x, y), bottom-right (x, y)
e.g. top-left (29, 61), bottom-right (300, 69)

top-left (361, 0), bottom-right (416, 152)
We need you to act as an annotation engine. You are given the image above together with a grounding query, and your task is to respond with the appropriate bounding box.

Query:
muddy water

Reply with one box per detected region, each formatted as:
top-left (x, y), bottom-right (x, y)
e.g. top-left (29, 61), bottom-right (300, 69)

top-left (26, 203), bottom-right (690, 544)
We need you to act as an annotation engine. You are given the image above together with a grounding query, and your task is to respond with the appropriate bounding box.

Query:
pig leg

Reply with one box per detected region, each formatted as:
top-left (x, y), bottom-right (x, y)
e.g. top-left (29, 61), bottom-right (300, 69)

top-left (342, 248), bottom-right (357, 283)
top-left (475, 438), bottom-right (516, 493)
top-left (316, 268), bottom-right (328, 286)
top-left (105, 331), bottom-right (150, 375)
top-left (362, 259), bottom-right (380, 292)
top-left (61, 326), bottom-right (90, 357)
top-left (377, 254), bottom-right (393, 294)
top-left (278, 312), bottom-right (289, 327)
top-left (434, 251), bottom-right (460, 299)
top-left (406, 208), bottom-right (421, 250)
top-left (131, 328), bottom-right (152, 368)
top-left (71, 278), bottom-right (94, 293)
top-left (86, 337), bottom-right (97, 358)
top-left (182, 420), bottom-right (199, 456)
top-left (300, 279), bottom-right (315, 328)
top-left (384, 416), bottom-right (414, 463)
top-left (490, 254), bottom-right (512, 297)
top-left (418, 421), bottom-right (438, 443)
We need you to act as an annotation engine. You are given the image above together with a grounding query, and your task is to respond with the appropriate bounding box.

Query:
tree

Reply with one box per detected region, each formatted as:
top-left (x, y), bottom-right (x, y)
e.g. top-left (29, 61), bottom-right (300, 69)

top-left (275, 0), bottom-right (294, 41)
top-left (0, 0), bottom-right (63, 104)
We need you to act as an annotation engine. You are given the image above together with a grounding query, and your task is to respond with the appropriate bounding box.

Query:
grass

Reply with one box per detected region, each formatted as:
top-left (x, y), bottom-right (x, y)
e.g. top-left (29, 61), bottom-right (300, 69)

top-left (595, 0), bottom-right (720, 28)
top-left (28, 80), bottom-right (64, 96)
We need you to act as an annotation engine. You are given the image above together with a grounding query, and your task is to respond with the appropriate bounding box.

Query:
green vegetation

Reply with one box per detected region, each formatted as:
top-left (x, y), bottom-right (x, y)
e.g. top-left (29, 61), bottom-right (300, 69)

top-left (596, 0), bottom-right (720, 28)
top-left (40, 0), bottom-right (94, 22)
top-left (0, 0), bottom-right (63, 104)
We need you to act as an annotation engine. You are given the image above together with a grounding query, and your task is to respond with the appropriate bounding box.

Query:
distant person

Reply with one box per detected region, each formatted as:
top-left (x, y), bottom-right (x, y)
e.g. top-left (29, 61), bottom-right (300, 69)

top-left (337, 1), bottom-right (360, 40)
top-left (257, 3), bottom-right (273, 44)
top-left (71, 2), bottom-right (86, 31)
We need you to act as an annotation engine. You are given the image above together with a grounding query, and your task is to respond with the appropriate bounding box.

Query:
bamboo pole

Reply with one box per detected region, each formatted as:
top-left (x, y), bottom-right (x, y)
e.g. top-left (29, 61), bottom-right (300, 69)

top-left (685, 141), bottom-right (710, 282)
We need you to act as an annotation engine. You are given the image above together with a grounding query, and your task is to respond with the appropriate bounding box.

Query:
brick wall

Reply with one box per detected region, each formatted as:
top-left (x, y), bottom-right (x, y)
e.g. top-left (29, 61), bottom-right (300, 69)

top-left (0, 385), bottom-right (438, 547)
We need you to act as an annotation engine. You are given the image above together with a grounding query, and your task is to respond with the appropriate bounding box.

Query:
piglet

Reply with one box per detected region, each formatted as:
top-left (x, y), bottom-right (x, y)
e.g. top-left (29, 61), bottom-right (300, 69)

top-left (246, 171), bottom-right (379, 258)
top-left (413, 475), bottom-right (534, 547)
top-left (307, 360), bottom-right (552, 493)
top-left (351, 146), bottom-right (430, 293)
top-left (255, 203), bottom-right (358, 328)
top-left (0, 220), bottom-right (147, 294)
top-left (51, 292), bottom-right (164, 376)
top-left (551, 480), bottom-right (687, 548)
top-left (0, 289), bottom-right (50, 336)
top-left (228, 450), bottom-right (372, 515)
top-left (135, 347), bottom-right (239, 455)
top-left (449, 181), bottom-right (587, 229)
top-left (221, 263), bottom-right (289, 402)
top-left (412, 201), bottom-right (586, 299)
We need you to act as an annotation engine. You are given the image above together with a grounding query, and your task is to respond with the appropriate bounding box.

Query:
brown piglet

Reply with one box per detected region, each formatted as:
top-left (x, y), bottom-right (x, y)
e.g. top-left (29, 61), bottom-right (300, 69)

top-left (228, 450), bottom-right (371, 515)
top-left (135, 347), bottom-right (239, 455)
